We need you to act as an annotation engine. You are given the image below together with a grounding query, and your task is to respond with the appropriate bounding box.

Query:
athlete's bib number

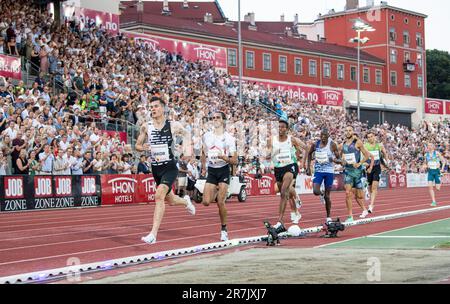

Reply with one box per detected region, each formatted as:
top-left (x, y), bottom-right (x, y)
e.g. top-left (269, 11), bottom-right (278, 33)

top-left (344, 153), bottom-right (357, 165)
top-left (428, 161), bottom-right (439, 170)
top-left (315, 151), bottom-right (329, 164)
top-left (370, 150), bottom-right (380, 161)
top-left (208, 150), bottom-right (223, 165)
top-left (277, 150), bottom-right (292, 166)
top-left (151, 144), bottom-right (170, 162)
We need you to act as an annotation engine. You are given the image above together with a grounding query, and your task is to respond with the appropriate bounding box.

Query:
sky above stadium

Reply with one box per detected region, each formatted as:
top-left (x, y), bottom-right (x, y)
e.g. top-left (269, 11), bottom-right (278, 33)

top-left (213, 0), bottom-right (449, 52)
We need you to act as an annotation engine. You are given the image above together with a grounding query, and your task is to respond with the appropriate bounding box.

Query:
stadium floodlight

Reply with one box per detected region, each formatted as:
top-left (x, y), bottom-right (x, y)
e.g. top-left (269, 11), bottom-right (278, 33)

top-left (349, 19), bottom-right (375, 121)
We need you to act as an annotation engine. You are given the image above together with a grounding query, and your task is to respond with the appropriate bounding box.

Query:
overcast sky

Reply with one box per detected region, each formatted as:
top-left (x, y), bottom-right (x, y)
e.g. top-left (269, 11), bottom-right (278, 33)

top-left (214, 0), bottom-right (449, 52)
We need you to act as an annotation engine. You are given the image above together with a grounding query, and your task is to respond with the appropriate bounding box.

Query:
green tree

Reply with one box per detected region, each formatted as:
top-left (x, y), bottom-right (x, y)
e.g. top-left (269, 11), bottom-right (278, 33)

top-left (427, 49), bottom-right (450, 100)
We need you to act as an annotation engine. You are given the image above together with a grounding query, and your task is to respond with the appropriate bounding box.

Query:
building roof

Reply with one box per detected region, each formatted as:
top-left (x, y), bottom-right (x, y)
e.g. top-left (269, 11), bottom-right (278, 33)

top-left (318, 4), bottom-right (428, 20)
top-left (231, 21), bottom-right (298, 35)
top-left (120, 1), bottom-right (227, 23)
top-left (120, 14), bottom-right (385, 64)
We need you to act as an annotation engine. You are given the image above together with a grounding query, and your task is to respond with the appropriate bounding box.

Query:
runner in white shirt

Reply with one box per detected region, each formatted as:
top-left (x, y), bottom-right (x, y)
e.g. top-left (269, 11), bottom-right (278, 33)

top-left (201, 111), bottom-right (238, 241)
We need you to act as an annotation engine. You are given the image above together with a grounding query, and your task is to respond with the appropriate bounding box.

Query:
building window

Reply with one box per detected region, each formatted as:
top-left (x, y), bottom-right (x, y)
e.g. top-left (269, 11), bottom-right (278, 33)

top-left (279, 55), bottom-right (287, 73)
top-left (246, 51), bottom-right (254, 69)
top-left (390, 71), bottom-right (397, 86)
top-left (404, 17), bottom-right (409, 24)
top-left (363, 68), bottom-right (370, 83)
top-left (390, 14), bottom-right (395, 21)
top-left (416, 33), bottom-right (423, 47)
top-left (294, 58), bottom-right (303, 75)
top-left (404, 75), bottom-right (411, 88)
top-left (389, 28), bottom-right (397, 42)
top-left (337, 64), bottom-right (345, 80)
top-left (323, 62), bottom-right (331, 78)
top-left (350, 66), bottom-right (357, 82)
top-left (403, 31), bottom-right (410, 45)
top-left (417, 20), bottom-right (422, 27)
top-left (228, 49), bottom-right (237, 67)
top-left (417, 53), bottom-right (423, 68)
top-left (376, 69), bottom-right (382, 85)
top-left (309, 60), bottom-right (317, 77)
top-left (418, 75), bottom-right (423, 89)
top-left (263, 53), bottom-right (271, 71)
top-left (390, 49), bottom-right (397, 64)
top-left (404, 51), bottom-right (410, 63)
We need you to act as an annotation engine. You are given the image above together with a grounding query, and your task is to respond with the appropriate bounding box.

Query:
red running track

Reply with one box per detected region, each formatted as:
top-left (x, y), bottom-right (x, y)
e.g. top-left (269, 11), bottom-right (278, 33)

top-left (0, 187), bottom-right (449, 278)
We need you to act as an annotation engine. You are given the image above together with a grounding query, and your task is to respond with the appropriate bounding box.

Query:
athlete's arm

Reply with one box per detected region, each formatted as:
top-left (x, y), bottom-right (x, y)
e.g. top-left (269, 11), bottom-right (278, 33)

top-left (305, 141), bottom-right (315, 176)
top-left (200, 141), bottom-right (207, 176)
top-left (135, 125), bottom-right (149, 152)
top-left (331, 142), bottom-right (342, 164)
top-left (292, 137), bottom-right (308, 152)
top-left (265, 136), bottom-right (273, 160)
top-left (438, 152), bottom-right (446, 172)
top-left (356, 140), bottom-right (372, 169)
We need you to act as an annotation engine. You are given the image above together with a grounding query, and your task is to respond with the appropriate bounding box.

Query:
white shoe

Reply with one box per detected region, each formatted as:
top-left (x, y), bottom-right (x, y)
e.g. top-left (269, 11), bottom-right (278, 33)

top-left (320, 194), bottom-right (325, 205)
top-left (141, 233), bottom-right (156, 244)
top-left (290, 212), bottom-right (302, 224)
top-left (220, 230), bottom-right (229, 241)
top-left (184, 195), bottom-right (196, 215)
top-left (360, 210), bottom-right (369, 219)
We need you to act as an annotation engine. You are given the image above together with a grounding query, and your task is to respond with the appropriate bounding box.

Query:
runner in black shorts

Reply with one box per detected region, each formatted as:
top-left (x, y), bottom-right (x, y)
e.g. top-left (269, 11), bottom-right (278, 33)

top-left (364, 131), bottom-right (389, 214)
top-left (136, 96), bottom-right (196, 245)
top-left (201, 111), bottom-right (238, 241)
top-left (267, 119), bottom-right (307, 230)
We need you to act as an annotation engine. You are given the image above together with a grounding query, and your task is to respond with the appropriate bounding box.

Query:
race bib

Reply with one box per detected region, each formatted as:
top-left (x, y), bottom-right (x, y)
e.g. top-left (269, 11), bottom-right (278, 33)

top-left (151, 144), bottom-right (170, 162)
top-left (208, 150), bottom-right (221, 164)
top-left (428, 161), bottom-right (439, 170)
top-left (344, 153), bottom-right (357, 165)
top-left (277, 150), bottom-right (292, 166)
top-left (370, 150), bottom-right (380, 161)
top-left (315, 151), bottom-right (329, 164)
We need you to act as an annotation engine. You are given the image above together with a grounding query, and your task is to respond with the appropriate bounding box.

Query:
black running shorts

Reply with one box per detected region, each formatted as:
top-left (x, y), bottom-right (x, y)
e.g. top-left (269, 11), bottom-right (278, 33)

top-left (152, 162), bottom-right (178, 193)
top-left (274, 163), bottom-right (298, 184)
top-left (206, 165), bottom-right (231, 185)
top-left (367, 165), bottom-right (382, 185)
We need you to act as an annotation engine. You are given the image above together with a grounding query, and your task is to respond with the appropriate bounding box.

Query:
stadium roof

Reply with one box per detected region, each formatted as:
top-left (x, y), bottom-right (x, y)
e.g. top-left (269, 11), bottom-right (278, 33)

top-left (120, 1), bottom-right (227, 23)
top-left (120, 14), bottom-right (385, 65)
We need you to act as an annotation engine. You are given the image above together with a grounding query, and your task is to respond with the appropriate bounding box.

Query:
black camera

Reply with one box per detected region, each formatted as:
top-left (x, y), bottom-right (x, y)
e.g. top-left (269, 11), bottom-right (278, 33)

top-left (322, 219), bottom-right (345, 238)
top-left (263, 221), bottom-right (286, 246)
top-left (253, 157), bottom-right (262, 179)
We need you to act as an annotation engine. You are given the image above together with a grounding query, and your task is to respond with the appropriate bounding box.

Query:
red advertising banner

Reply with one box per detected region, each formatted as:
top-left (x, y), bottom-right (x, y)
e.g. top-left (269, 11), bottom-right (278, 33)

top-left (76, 7), bottom-right (120, 35)
top-left (0, 54), bottom-right (22, 80)
top-left (446, 102), bottom-right (450, 115)
top-left (34, 176), bottom-right (53, 198)
top-left (4, 176), bottom-right (24, 199)
top-left (134, 175), bottom-right (157, 204)
top-left (389, 171), bottom-right (398, 188)
top-left (101, 175), bottom-right (138, 205)
top-left (397, 173), bottom-right (407, 188)
top-left (252, 174), bottom-right (276, 196)
top-left (388, 172), bottom-right (407, 188)
top-left (54, 176), bottom-right (73, 197)
top-left (243, 175), bottom-right (256, 196)
top-left (124, 31), bottom-right (228, 69)
top-left (425, 99), bottom-right (444, 115)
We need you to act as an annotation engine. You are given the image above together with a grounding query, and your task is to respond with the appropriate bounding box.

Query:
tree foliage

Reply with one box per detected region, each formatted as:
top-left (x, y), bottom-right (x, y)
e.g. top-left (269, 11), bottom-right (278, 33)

top-left (427, 49), bottom-right (450, 100)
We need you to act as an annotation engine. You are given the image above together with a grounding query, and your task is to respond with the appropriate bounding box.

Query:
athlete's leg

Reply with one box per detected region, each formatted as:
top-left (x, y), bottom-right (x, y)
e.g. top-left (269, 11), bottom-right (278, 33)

top-left (369, 181), bottom-right (379, 209)
top-left (148, 184), bottom-right (170, 238)
top-left (344, 183), bottom-right (354, 219)
top-left (278, 173), bottom-right (294, 223)
top-left (216, 183), bottom-right (229, 227)
top-left (202, 183), bottom-right (218, 206)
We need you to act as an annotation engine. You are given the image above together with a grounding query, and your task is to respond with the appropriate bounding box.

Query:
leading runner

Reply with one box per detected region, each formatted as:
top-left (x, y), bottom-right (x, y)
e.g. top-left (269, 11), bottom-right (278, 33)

top-left (136, 96), bottom-right (196, 244)
top-left (423, 142), bottom-right (446, 207)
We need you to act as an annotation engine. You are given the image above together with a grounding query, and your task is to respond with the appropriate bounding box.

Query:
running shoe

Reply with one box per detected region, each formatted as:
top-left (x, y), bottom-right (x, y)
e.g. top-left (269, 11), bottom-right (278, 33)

top-left (320, 193), bottom-right (326, 205)
top-left (360, 210), bottom-right (369, 219)
top-left (368, 205), bottom-right (374, 214)
top-left (290, 212), bottom-right (302, 224)
top-left (431, 202), bottom-right (437, 207)
top-left (141, 233), bottom-right (156, 245)
top-left (184, 195), bottom-right (196, 215)
top-left (344, 216), bottom-right (354, 224)
top-left (220, 230), bottom-right (229, 241)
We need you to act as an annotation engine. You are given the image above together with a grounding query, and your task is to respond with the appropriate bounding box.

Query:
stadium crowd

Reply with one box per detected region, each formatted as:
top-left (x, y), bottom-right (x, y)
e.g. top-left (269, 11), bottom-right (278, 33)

top-left (0, 0), bottom-right (449, 183)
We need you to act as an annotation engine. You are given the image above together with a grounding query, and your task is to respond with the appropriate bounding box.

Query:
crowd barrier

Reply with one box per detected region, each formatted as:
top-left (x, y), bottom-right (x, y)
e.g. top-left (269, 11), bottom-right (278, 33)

top-left (0, 172), bottom-right (448, 213)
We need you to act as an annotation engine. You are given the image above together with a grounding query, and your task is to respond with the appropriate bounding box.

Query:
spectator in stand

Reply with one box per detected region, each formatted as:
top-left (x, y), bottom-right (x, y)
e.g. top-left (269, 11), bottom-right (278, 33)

top-left (82, 151), bottom-right (94, 174)
top-left (39, 144), bottom-right (54, 175)
top-left (137, 154), bottom-right (151, 174)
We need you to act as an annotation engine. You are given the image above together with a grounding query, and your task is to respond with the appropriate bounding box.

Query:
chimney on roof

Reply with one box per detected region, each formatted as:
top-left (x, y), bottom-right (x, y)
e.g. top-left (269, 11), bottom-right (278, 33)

top-left (183, 0), bottom-right (189, 8)
top-left (204, 13), bottom-right (213, 23)
top-left (280, 14), bottom-right (285, 22)
top-left (345, 0), bottom-right (359, 10)
top-left (249, 12), bottom-right (255, 26)
top-left (294, 14), bottom-right (299, 25)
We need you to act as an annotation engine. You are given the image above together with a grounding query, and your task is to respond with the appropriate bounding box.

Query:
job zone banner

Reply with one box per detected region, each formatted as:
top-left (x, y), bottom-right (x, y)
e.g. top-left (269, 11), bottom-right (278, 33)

top-left (0, 175), bottom-right (101, 213)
